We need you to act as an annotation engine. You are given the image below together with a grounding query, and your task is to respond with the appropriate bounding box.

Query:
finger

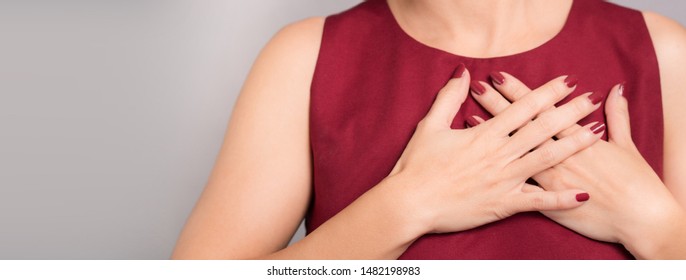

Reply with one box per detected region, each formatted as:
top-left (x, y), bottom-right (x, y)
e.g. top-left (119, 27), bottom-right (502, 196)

top-left (531, 171), bottom-right (556, 191)
top-left (490, 72), bottom-right (583, 138)
top-left (473, 80), bottom-right (582, 140)
top-left (490, 71), bottom-right (534, 102)
top-left (464, 115), bottom-right (485, 128)
top-left (510, 189), bottom-right (590, 213)
top-left (521, 183), bottom-right (543, 193)
top-left (487, 76), bottom-right (577, 136)
top-left (470, 80), bottom-right (513, 116)
top-left (528, 123), bottom-right (604, 191)
top-left (605, 83), bottom-right (634, 148)
top-left (424, 63), bottom-right (470, 128)
top-left (509, 122), bottom-right (603, 178)
top-left (506, 92), bottom-right (602, 155)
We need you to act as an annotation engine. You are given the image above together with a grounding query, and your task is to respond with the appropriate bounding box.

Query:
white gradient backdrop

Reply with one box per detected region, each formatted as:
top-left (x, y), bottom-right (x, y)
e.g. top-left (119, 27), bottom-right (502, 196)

top-left (0, 0), bottom-right (683, 259)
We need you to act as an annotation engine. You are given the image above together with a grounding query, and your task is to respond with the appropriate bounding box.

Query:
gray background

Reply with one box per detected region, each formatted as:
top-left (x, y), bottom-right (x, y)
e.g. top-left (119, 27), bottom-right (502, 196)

top-left (0, 0), bottom-right (683, 259)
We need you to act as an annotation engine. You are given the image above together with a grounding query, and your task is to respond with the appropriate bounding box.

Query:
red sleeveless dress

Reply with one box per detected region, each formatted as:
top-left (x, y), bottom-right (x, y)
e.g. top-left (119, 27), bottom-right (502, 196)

top-left (307, 0), bottom-right (662, 259)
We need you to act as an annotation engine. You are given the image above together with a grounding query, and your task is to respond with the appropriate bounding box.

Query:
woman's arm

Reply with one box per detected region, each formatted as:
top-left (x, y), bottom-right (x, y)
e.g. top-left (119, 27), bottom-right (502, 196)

top-left (171, 18), bottom-right (437, 259)
top-left (172, 18), bottom-right (337, 259)
top-left (171, 18), bottom-right (423, 259)
top-left (644, 12), bottom-right (686, 208)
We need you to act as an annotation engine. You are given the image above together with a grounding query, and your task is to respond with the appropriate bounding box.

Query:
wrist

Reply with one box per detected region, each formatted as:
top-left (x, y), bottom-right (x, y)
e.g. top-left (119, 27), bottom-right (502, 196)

top-left (376, 172), bottom-right (435, 240)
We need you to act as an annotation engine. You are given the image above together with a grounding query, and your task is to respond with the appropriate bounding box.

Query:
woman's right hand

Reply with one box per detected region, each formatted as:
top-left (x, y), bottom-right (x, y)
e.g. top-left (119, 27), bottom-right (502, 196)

top-left (387, 64), bottom-right (601, 234)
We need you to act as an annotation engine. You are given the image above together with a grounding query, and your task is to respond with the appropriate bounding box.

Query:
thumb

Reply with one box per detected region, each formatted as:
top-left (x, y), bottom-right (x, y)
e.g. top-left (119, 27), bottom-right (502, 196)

top-left (605, 83), bottom-right (634, 148)
top-left (510, 189), bottom-right (590, 213)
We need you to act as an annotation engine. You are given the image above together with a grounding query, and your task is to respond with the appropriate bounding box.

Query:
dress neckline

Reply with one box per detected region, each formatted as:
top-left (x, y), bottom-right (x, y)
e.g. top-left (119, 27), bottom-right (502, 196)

top-left (382, 0), bottom-right (578, 61)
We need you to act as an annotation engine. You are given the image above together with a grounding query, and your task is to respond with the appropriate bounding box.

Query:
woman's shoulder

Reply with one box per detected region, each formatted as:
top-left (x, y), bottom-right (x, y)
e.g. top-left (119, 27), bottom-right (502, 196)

top-left (643, 12), bottom-right (686, 65)
top-left (642, 12), bottom-right (686, 98)
top-left (250, 17), bottom-right (325, 92)
top-left (267, 17), bottom-right (325, 58)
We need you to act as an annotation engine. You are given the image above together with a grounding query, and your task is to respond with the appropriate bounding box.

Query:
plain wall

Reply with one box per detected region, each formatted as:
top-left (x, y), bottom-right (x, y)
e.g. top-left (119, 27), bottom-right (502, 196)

top-left (0, 0), bottom-right (683, 259)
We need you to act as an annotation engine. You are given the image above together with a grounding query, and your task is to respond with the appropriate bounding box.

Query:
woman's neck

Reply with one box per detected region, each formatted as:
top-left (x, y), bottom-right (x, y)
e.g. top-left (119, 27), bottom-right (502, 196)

top-left (388, 0), bottom-right (574, 58)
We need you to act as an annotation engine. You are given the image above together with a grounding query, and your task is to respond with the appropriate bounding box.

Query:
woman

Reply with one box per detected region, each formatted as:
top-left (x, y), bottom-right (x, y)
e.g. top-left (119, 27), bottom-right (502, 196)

top-left (172, 0), bottom-right (686, 259)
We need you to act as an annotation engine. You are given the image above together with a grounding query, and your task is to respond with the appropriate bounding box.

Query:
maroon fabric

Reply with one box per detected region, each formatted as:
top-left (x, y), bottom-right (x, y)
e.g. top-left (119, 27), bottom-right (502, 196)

top-left (308, 0), bottom-right (662, 259)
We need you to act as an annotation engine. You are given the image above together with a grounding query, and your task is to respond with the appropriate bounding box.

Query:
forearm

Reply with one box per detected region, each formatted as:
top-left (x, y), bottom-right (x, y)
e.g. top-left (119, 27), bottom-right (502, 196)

top-left (625, 205), bottom-right (686, 260)
top-left (262, 176), bottom-right (426, 259)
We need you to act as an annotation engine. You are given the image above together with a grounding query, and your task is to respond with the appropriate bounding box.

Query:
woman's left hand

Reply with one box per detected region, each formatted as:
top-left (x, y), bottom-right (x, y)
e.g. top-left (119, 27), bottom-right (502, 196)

top-left (470, 73), bottom-right (686, 259)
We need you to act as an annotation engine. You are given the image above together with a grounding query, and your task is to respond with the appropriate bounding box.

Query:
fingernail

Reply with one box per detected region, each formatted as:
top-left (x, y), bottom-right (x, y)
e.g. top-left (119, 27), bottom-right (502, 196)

top-left (490, 71), bottom-right (505, 85)
top-left (564, 75), bottom-right (578, 88)
top-left (453, 63), bottom-right (466, 78)
top-left (590, 122), bottom-right (605, 135)
top-left (588, 91), bottom-right (604, 105)
top-left (618, 82), bottom-right (625, 97)
top-left (465, 116), bottom-right (480, 128)
top-left (576, 193), bottom-right (590, 202)
top-left (470, 80), bottom-right (486, 95)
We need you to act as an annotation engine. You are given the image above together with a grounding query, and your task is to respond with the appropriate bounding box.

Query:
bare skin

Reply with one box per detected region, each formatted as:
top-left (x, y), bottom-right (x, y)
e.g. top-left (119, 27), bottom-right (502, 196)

top-left (388, 0), bottom-right (573, 58)
top-left (172, 0), bottom-right (686, 259)
top-left (472, 76), bottom-right (686, 259)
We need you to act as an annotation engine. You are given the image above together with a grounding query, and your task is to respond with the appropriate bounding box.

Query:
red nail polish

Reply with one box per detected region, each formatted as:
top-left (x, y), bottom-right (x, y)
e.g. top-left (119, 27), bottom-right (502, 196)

top-left (590, 123), bottom-right (605, 135)
top-left (470, 80), bottom-right (486, 95)
top-left (618, 82), bottom-right (625, 97)
top-left (453, 63), bottom-right (466, 78)
top-left (465, 116), bottom-right (480, 128)
top-left (576, 193), bottom-right (590, 202)
top-left (564, 75), bottom-right (578, 88)
top-left (588, 92), bottom-right (604, 105)
top-left (490, 71), bottom-right (505, 85)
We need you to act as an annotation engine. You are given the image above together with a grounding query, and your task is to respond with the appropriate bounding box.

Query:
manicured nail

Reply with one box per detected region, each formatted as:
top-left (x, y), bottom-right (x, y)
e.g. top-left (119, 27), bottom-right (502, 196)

top-left (465, 116), bottom-right (480, 128)
top-left (576, 193), bottom-right (590, 202)
top-left (564, 75), bottom-right (578, 88)
top-left (588, 91), bottom-right (604, 105)
top-left (453, 63), bottom-right (466, 78)
top-left (490, 71), bottom-right (505, 85)
top-left (470, 80), bottom-right (486, 95)
top-left (590, 122), bottom-right (605, 135)
top-left (618, 82), bottom-right (625, 97)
